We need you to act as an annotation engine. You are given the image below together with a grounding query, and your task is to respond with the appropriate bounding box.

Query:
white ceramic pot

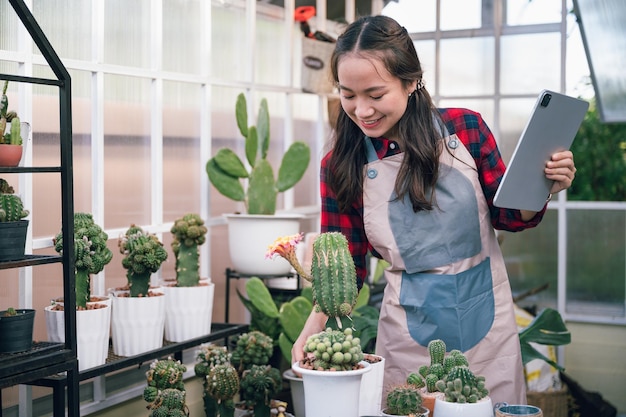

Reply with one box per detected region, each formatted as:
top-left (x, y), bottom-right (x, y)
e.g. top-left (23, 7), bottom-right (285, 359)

top-left (359, 354), bottom-right (386, 417)
top-left (225, 213), bottom-right (303, 276)
top-left (380, 405), bottom-right (430, 417)
top-left (45, 301), bottom-right (111, 371)
top-left (110, 289), bottom-right (165, 356)
top-left (283, 369), bottom-right (305, 417)
top-left (292, 361), bottom-right (371, 417)
top-left (434, 397), bottom-right (493, 417)
top-left (162, 279), bottom-right (215, 342)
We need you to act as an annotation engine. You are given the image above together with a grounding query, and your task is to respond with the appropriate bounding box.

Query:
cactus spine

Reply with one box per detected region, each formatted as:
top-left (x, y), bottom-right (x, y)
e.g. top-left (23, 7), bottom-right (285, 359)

top-left (385, 384), bottom-right (424, 416)
top-left (309, 232), bottom-right (358, 321)
top-left (0, 193), bottom-right (28, 222)
top-left (170, 213), bottom-right (207, 287)
top-left (119, 225), bottom-right (168, 297)
top-left (206, 92), bottom-right (310, 215)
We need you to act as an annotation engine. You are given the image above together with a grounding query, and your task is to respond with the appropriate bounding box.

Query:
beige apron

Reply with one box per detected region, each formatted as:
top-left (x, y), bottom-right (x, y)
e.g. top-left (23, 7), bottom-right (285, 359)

top-left (363, 133), bottom-right (526, 405)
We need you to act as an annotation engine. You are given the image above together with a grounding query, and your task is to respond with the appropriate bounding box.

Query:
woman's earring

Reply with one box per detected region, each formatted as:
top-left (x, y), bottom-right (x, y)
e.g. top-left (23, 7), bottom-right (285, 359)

top-left (417, 78), bottom-right (425, 90)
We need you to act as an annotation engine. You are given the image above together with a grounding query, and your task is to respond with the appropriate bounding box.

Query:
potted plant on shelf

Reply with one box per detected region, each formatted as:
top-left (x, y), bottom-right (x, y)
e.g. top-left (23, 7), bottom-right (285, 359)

top-left (267, 231), bottom-right (372, 417)
top-left (111, 224), bottom-right (168, 356)
top-left (143, 357), bottom-right (189, 417)
top-left (162, 213), bottom-right (215, 342)
top-left (0, 178), bottom-right (29, 261)
top-left (0, 307), bottom-right (36, 353)
top-left (45, 212), bottom-right (113, 371)
top-left (195, 343), bottom-right (234, 417)
top-left (0, 81), bottom-right (29, 167)
top-left (206, 92), bottom-right (311, 276)
top-left (382, 384), bottom-right (430, 417)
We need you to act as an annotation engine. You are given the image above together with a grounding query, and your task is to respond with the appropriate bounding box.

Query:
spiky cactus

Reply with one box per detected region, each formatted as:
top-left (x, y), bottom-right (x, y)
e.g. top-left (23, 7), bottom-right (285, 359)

top-left (230, 330), bottom-right (274, 373)
top-left (146, 388), bottom-right (189, 417)
top-left (385, 384), bottom-right (424, 416)
top-left (54, 213), bottom-right (113, 309)
top-left (118, 224), bottom-right (168, 297)
top-left (144, 358), bottom-right (187, 399)
top-left (0, 193), bottom-right (29, 222)
top-left (0, 81), bottom-right (9, 138)
top-left (302, 327), bottom-right (364, 371)
top-left (435, 365), bottom-right (489, 403)
top-left (1, 81), bottom-right (22, 145)
top-left (239, 364), bottom-right (282, 417)
top-left (205, 363), bottom-right (240, 417)
top-left (170, 213), bottom-right (207, 287)
top-left (428, 339), bottom-right (446, 365)
top-left (194, 344), bottom-right (233, 417)
top-left (205, 92), bottom-right (311, 215)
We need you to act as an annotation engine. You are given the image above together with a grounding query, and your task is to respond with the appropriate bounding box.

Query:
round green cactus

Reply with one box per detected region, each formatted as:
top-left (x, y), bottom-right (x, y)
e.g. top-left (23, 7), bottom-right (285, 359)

top-left (145, 358), bottom-right (187, 393)
top-left (302, 327), bottom-right (364, 371)
top-left (437, 365), bottom-right (489, 403)
top-left (0, 193), bottom-right (28, 222)
top-left (386, 384), bottom-right (423, 416)
top-left (194, 344), bottom-right (231, 380)
top-left (230, 330), bottom-right (274, 373)
top-left (205, 363), bottom-right (240, 402)
top-left (239, 364), bottom-right (282, 412)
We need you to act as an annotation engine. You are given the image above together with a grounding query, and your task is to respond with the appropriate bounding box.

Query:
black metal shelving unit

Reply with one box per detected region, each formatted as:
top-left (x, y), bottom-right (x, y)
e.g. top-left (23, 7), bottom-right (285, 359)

top-left (0, 0), bottom-right (79, 415)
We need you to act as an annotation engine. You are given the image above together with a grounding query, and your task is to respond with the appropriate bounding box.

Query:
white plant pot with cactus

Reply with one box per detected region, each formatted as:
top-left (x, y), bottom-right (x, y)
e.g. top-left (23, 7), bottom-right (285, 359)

top-left (206, 93), bottom-right (310, 277)
top-left (283, 369), bottom-right (305, 417)
top-left (433, 397), bottom-right (493, 417)
top-left (359, 353), bottom-right (386, 417)
top-left (381, 406), bottom-right (430, 417)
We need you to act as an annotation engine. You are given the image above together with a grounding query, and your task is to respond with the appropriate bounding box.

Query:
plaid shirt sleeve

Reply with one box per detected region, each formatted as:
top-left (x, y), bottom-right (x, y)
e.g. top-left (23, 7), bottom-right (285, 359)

top-left (439, 108), bottom-right (546, 231)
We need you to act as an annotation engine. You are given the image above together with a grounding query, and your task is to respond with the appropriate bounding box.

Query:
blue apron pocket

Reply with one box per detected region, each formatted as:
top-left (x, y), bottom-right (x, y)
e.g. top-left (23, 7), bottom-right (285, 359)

top-left (399, 257), bottom-right (495, 351)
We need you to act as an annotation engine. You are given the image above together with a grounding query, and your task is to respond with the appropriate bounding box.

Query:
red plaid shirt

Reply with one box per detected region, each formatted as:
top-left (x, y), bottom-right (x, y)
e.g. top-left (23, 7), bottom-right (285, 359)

top-left (320, 108), bottom-right (547, 287)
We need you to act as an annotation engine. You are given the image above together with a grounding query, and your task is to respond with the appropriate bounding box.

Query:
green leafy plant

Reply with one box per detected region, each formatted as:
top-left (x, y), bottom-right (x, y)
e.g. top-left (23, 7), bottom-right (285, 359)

top-left (518, 307), bottom-right (571, 371)
top-left (53, 213), bottom-right (113, 309)
top-left (205, 92), bottom-right (311, 215)
top-left (170, 213), bottom-right (207, 287)
top-left (118, 224), bottom-right (168, 297)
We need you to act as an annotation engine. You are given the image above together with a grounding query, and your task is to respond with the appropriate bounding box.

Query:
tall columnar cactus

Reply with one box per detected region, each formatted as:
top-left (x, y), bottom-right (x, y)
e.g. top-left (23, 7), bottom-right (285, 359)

top-left (230, 330), bottom-right (274, 373)
top-left (435, 365), bottom-right (489, 403)
top-left (302, 327), bottom-right (364, 371)
top-left (8, 117), bottom-right (21, 145)
top-left (194, 344), bottom-right (232, 417)
top-left (0, 81), bottom-right (9, 136)
top-left (266, 232), bottom-right (359, 326)
top-left (170, 213), bottom-right (207, 287)
top-left (385, 384), bottom-right (424, 416)
top-left (54, 213), bottom-right (113, 309)
top-left (205, 363), bottom-right (240, 417)
top-left (239, 364), bottom-right (282, 417)
top-left (205, 92), bottom-right (311, 215)
top-left (428, 339), bottom-right (446, 365)
top-left (0, 193), bottom-right (29, 222)
top-left (118, 224), bottom-right (168, 297)
top-left (1, 81), bottom-right (22, 145)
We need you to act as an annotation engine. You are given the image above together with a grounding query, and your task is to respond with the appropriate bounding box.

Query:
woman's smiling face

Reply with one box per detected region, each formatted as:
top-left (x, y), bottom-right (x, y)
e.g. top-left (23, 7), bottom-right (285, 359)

top-left (337, 53), bottom-right (416, 142)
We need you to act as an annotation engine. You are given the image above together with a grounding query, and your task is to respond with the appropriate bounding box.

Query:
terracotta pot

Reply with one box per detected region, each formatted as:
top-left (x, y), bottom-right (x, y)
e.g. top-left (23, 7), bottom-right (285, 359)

top-left (0, 144), bottom-right (23, 167)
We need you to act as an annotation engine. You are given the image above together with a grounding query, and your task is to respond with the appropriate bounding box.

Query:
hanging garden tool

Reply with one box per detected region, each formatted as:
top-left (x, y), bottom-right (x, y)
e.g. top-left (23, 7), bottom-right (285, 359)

top-left (294, 6), bottom-right (336, 43)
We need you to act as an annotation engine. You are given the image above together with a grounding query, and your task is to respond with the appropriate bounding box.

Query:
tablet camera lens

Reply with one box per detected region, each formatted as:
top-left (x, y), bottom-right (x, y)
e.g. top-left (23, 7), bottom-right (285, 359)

top-left (540, 93), bottom-right (552, 107)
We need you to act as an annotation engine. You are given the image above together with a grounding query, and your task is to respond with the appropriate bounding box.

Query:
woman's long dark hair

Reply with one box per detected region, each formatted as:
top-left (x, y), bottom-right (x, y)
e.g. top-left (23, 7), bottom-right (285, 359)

top-left (328, 15), bottom-right (443, 213)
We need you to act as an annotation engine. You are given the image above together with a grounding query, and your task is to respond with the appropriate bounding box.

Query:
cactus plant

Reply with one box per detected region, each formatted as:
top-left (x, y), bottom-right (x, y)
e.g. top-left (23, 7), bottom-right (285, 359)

top-left (301, 326), bottom-right (364, 371)
top-left (143, 357), bottom-right (187, 402)
top-left (435, 365), bottom-right (489, 403)
top-left (0, 193), bottom-right (29, 222)
top-left (205, 92), bottom-right (311, 215)
top-left (146, 388), bottom-right (189, 417)
top-left (0, 81), bottom-right (23, 145)
top-left (194, 344), bottom-right (233, 417)
top-left (230, 330), bottom-right (274, 374)
top-left (205, 363), bottom-right (240, 417)
top-left (170, 213), bottom-right (207, 287)
top-left (118, 224), bottom-right (168, 297)
top-left (266, 232), bottom-right (359, 327)
top-left (53, 213), bottom-right (113, 309)
top-left (239, 364), bottom-right (282, 417)
top-left (385, 384), bottom-right (425, 416)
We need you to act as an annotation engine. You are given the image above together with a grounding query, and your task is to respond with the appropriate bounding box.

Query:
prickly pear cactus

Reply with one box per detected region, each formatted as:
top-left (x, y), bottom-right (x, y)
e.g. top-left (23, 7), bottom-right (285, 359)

top-left (309, 232), bottom-right (358, 321)
top-left (0, 193), bottom-right (28, 222)
top-left (302, 327), bottom-right (364, 371)
top-left (386, 384), bottom-right (423, 416)
top-left (230, 330), bottom-right (273, 373)
top-left (170, 213), bottom-right (207, 287)
top-left (205, 92), bottom-right (311, 215)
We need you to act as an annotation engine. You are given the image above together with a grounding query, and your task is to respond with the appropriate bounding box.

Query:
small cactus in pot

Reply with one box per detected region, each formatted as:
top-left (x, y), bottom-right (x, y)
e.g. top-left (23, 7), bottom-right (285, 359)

top-left (205, 363), bottom-right (240, 417)
top-left (239, 364), bottom-right (283, 417)
top-left (170, 213), bottom-right (207, 287)
top-left (143, 358), bottom-right (189, 417)
top-left (301, 326), bottom-right (364, 371)
top-left (194, 344), bottom-right (233, 417)
top-left (0, 80), bottom-right (24, 146)
top-left (206, 92), bottom-right (311, 215)
top-left (230, 330), bottom-right (274, 374)
top-left (384, 383), bottom-right (427, 416)
top-left (118, 224), bottom-right (168, 297)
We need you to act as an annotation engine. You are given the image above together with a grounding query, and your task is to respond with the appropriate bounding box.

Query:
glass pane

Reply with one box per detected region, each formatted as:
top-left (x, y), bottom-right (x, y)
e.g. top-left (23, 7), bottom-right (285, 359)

top-left (501, 33), bottom-right (560, 94)
top-left (382, 0), bottom-right (436, 33)
top-left (441, 0), bottom-right (482, 30)
top-left (566, 19), bottom-right (592, 98)
top-left (103, 74), bottom-right (151, 228)
top-left (567, 210), bottom-right (626, 317)
top-left (499, 97), bottom-right (537, 163)
top-left (0, 1), bottom-right (19, 51)
top-left (33, 0), bottom-right (92, 61)
top-left (440, 37), bottom-right (495, 96)
top-left (256, 16), bottom-right (287, 86)
top-left (104, 0), bottom-right (150, 67)
top-left (163, 0), bottom-right (203, 74)
top-left (506, 0), bottom-right (562, 26)
top-left (501, 210), bottom-right (558, 310)
top-left (163, 80), bottom-right (202, 222)
top-left (212, 6), bottom-right (247, 81)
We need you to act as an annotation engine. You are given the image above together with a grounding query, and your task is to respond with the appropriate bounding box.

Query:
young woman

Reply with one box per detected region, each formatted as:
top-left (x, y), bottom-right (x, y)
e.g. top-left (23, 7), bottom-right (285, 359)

top-left (292, 15), bottom-right (577, 405)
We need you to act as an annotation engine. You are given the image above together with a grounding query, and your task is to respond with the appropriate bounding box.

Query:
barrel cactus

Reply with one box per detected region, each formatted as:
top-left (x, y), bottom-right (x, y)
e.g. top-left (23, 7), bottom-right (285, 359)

top-left (239, 364), bottom-right (282, 417)
top-left (146, 388), bottom-right (188, 417)
top-left (0, 193), bottom-right (28, 222)
top-left (170, 213), bottom-right (207, 287)
top-left (435, 365), bottom-right (489, 403)
top-left (385, 384), bottom-right (424, 416)
top-left (118, 224), bottom-right (168, 297)
top-left (302, 327), bottom-right (364, 371)
top-left (205, 363), bottom-right (240, 417)
top-left (206, 92), bottom-right (310, 215)
top-left (230, 330), bottom-right (274, 373)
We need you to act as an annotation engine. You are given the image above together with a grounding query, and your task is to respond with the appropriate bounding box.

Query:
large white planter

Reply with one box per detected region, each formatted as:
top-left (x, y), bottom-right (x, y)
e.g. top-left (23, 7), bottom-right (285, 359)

top-left (292, 361), bottom-right (371, 417)
top-left (359, 354), bottom-right (385, 417)
top-left (225, 213), bottom-right (303, 276)
top-left (110, 289), bottom-right (165, 356)
top-left (283, 369), bottom-right (305, 417)
top-left (434, 397), bottom-right (493, 417)
top-left (45, 301), bottom-right (111, 371)
top-left (162, 280), bottom-right (215, 342)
